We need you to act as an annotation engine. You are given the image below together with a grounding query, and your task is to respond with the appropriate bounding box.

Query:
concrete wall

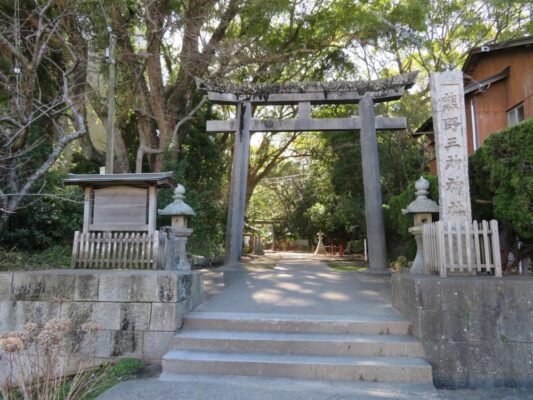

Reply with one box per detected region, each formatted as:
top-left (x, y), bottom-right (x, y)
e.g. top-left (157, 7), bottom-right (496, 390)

top-left (392, 273), bottom-right (532, 389)
top-left (0, 269), bottom-right (203, 374)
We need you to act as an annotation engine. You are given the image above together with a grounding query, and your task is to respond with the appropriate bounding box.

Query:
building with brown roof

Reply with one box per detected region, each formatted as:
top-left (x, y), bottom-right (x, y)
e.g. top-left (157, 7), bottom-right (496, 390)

top-left (417, 36), bottom-right (533, 174)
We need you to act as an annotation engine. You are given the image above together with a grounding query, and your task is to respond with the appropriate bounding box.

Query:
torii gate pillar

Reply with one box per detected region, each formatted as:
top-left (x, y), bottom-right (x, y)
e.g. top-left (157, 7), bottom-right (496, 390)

top-left (360, 93), bottom-right (388, 271)
top-left (224, 102), bottom-right (251, 266)
top-left (197, 72), bottom-right (418, 269)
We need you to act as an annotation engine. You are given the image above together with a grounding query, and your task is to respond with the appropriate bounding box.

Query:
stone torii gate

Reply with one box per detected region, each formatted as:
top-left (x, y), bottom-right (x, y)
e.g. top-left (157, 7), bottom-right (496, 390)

top-left (196, 72), bottom-right (418, 271)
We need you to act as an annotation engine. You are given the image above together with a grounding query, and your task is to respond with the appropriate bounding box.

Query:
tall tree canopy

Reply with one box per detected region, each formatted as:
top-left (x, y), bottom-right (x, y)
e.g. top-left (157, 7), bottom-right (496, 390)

top-left (1, 0), bottom-right (531, 241)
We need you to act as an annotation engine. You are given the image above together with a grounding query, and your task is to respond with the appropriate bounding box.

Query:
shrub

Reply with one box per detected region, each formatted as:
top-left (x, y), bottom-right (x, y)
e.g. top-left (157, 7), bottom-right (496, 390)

top-left (0, 246), bottom-right (71, 271)
top-left (159, 116), bottom-right (227, 257)
top-left (0, 171), bottom-right (83, 251)
top-left (108, 358), bottom-right (144, 378)
top-left (469, 118), bottom-right (533, 268)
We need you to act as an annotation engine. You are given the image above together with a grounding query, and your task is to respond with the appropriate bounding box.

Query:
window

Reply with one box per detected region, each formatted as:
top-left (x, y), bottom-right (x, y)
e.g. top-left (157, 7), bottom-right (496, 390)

top-left (507, 103), bottom-right (524, 127)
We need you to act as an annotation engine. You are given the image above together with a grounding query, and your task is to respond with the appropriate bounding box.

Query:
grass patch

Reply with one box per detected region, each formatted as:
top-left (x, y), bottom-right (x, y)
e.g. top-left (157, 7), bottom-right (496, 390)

top-left (0, 246), bottom-right (71, 271)
top-left (83, 358), bottom-right (145, 400)
top-left (242, 262), bottom-right (276, 270)
top-left (1, 358), bottom-right (144, 400)
top-left (328, 263), bottom-right (368, 271)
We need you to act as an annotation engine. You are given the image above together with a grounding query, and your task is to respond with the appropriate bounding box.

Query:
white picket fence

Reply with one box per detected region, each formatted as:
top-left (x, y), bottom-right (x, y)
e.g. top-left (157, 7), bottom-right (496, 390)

top-left (423, 220), bottom-right (502, 277)
top-left (71, 230), bottom-right (175, 269)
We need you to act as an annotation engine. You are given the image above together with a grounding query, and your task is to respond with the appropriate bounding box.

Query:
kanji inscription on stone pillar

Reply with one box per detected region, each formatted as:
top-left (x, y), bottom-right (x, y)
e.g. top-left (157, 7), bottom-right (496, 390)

top-left (430, 71), bottom-right (472, 221)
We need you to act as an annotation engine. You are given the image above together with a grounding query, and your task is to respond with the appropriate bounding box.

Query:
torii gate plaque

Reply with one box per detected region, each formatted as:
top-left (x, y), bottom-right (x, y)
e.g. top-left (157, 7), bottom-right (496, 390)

top-left (197, 72), bottom-right (418, 271)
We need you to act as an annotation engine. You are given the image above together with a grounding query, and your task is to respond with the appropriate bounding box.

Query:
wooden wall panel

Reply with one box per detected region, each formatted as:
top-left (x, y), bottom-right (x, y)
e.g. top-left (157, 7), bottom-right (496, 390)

top-left (93, 186), bottom-right (148, 227)
top-left (524, 94), bottom-right (533, 119)
top-left (469, 48), bottom-right (533, 110)
top-left (464, 46), bottom-right (533, 153)
top-left (474, 80), bottom-right (508, 147)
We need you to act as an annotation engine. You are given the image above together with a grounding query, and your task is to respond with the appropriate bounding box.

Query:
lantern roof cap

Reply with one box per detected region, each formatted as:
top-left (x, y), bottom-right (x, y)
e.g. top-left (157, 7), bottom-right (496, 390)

top-left (158, 184), bottom-right (195, 216)
top-left (402, 177), bottom-right (440, 214)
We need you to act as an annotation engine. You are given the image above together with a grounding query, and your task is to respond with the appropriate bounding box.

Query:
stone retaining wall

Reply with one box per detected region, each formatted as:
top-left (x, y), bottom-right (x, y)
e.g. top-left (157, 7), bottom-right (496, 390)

top-left (0, 269), bottom-right (203, 374)
top-left (392, 273), bottom-right (532, 388)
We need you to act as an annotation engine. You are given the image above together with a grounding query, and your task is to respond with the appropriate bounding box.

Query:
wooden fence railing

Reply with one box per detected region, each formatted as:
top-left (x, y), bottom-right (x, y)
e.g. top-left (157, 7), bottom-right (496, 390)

top-left (71, 230), bottom-right (175, 269)
top-left (423, 220), bottom-right (502, 277)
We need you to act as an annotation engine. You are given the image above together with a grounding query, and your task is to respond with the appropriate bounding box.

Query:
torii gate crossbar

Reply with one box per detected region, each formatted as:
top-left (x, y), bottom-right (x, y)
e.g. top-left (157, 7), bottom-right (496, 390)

top-left (196, 72), bottom-right (418, 271)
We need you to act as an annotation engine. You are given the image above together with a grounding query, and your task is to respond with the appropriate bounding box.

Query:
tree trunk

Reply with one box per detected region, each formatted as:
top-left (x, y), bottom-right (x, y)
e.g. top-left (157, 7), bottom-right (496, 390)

top-left (113, 130), bottom-right (130, 172)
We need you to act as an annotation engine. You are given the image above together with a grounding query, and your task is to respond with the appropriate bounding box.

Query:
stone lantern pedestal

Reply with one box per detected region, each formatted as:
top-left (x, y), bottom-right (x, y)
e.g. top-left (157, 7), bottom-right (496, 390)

top-left (253, 235), bottom-right (265, 255)
top-left (314, 231), bottom-right (327, 255)
top-left (159, 185), bottom-right (195, 271)
top-left (402, 177), bottom-right (439, 274)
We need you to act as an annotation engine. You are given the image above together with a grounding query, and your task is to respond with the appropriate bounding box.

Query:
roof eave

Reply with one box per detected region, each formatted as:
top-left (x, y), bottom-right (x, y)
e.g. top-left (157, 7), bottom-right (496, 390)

top-left (463, 36), bottom-right (533, 75)
top-left (64, 172), bottom-right (176, 188)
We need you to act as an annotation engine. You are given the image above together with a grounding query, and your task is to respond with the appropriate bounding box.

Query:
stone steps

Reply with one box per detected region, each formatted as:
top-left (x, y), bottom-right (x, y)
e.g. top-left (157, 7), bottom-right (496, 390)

top-left (173, 329), bottom-right (425, 358)
top-left (163, 311), bottom-right (433, 384)
top-left (182, 311), bottom-right (412, 335)
top-left (162, 350), bottom-right (433, 383)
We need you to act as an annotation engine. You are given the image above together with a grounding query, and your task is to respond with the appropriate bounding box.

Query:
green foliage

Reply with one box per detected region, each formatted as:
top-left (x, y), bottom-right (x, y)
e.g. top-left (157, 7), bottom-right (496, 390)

top-left (0, 171), bottom-right (83, 250)
top-left (18, 359), bottom-right (141, 400)
top-left (469, 119), bottom-right (533, 240)
top-left (327, 264), bottom-right (368, 271)
top-left (108, 358), bottom-right (145, 378)
top-left (0, 246), bottom-right (71, 271)
top-left (69, 153), bottom-right (101, 175)
top-left (3, 0), bottom-right (531, 261)
top-left (160, 108), bottom-right (227, 257)
top-left (248, 122), bottom-right (429, 251)
top-left (79, 358), bottom-right (145, 400)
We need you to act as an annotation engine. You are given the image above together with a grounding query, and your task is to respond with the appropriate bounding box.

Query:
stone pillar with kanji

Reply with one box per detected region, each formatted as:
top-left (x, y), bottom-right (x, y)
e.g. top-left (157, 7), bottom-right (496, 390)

top-left (430, 71), bottom-right (472, 222)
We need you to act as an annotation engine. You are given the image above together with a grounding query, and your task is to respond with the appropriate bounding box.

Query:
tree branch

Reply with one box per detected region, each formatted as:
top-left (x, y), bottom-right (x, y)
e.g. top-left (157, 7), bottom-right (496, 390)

top-left (0, 33), bottom-right (32, 71)
top-left (171, 95), bottom-right (207, 148)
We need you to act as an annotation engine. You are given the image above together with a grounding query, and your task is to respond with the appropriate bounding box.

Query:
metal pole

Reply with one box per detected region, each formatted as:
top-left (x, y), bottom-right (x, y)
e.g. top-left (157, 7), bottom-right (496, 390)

top-left (105, 30), bottom-right (116, 174)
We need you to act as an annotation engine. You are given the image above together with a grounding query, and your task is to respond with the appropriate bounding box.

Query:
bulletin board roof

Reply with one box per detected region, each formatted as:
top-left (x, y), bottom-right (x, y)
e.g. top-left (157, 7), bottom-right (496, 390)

top-left (64, 172), bottom-right (175, 188)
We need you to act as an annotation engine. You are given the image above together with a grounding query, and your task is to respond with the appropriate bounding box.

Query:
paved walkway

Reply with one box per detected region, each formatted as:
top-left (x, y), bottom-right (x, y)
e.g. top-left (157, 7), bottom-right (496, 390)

top-left (98, 375), bottom-right (533, 400)
top-left (98, 374), bottom-right (439, 399)
top-left (97, 252), bottom-right (533, 400)
top-left (196, 252), bottom-right (400, 318)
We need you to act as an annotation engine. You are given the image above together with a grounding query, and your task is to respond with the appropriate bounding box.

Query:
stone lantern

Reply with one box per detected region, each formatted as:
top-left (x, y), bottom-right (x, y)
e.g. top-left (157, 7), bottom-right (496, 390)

top-left (402, 177), bottom-right (439, 274)
top-left (159, 184), bottom-right (195, 271)
top-left (314, 231), bottom-right (327, 255)
top-left (253, 235), bottom-right (265, 255)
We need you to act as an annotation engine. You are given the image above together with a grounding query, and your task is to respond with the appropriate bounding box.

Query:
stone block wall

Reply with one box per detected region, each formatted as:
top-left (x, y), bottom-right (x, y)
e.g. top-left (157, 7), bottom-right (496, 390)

top-left (392, 273), bottom-right (532, 388)
top-left (0, 269), bottom-right (203, 374)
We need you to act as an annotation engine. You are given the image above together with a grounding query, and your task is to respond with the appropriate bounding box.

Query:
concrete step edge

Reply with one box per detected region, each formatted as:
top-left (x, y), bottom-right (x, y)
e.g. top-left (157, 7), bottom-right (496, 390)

top-left (169, 340), bottom-right (425, 358)
top-left (162, 350), bottom-right (433, 383)
top-left (174, 329), bottom-right (421, 343)
top-left (163, 350), bottom-right (431, 367)
top-left (183, 313), bottom-right (412, 334)
top-left (185, 311), bottom-right (409, 323)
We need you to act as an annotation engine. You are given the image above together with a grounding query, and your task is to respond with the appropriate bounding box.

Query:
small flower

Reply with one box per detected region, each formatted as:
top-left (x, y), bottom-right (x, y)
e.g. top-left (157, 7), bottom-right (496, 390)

top-left (1, 330), bottom-right (28, 347)
top-left (43, 318), bottom-right (72, 333)
top-left (0, 336), bottom-right (23, 353)
top-left (37, 330), bottom-right (61, 348)
top-left (23, 322), bottom-right (39, 342)
top-left (35, 319), bottom-right (71, 348)
top-left (24, 322), bottom-right (39, 333)
top-left (1, 331), bottom-right (22, 340)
